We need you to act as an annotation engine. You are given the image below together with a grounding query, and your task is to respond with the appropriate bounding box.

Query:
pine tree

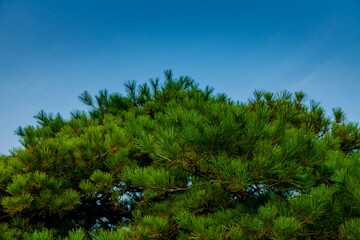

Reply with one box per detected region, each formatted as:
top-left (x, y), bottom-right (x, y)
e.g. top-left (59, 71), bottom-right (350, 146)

top-left (0, 70), bottom-right (359, 239)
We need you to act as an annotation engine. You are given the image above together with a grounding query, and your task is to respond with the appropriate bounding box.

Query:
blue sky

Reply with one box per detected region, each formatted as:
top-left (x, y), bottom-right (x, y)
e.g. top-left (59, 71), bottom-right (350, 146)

top-left (1, 0), bottom-right (359, 154)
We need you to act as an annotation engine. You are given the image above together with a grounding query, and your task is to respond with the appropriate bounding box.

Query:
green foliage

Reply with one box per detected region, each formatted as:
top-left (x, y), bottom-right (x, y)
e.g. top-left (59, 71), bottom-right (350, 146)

top-left (340, 218), bottom-right (360, 239)
top-left (1, 70), bottom-right (360, 239)
top-left (23, 229), bottom-right (54, 240)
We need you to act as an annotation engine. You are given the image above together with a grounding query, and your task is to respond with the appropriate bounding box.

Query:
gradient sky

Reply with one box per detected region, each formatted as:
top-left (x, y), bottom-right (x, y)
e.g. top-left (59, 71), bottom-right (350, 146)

top-left (1, 0), bottom-right (359, 154)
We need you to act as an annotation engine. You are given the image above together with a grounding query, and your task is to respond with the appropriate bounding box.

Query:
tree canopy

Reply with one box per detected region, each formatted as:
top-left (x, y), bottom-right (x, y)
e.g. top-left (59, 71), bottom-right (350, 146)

top-left (1, 70), bottom-right (360, 239)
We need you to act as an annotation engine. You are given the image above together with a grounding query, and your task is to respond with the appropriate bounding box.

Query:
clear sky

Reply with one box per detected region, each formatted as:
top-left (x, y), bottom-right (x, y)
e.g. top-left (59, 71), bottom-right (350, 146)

top-left (1, 0), bottom-right (359, 154)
